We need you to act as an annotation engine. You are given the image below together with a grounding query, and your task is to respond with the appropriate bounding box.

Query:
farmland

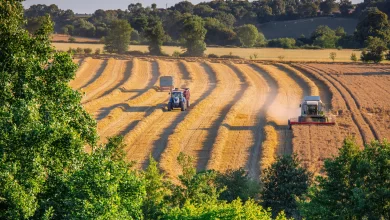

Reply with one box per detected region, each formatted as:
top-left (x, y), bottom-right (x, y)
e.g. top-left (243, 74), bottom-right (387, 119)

top-left (71, 57), bottom-right (390, 177)
top-left (55, 42), bottom-right (362, 62)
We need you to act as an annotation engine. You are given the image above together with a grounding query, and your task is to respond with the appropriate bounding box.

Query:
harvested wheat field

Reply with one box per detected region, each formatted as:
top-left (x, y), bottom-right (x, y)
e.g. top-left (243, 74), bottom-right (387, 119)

top-left (70, 57), bottom-right (390, 178)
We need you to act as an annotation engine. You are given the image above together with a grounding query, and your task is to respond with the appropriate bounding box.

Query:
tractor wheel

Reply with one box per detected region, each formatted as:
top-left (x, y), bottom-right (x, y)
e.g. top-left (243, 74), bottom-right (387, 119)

top-left (168, 103), bottom-right (172, 111)
top-left (180, 102), bottom-right (185, 111)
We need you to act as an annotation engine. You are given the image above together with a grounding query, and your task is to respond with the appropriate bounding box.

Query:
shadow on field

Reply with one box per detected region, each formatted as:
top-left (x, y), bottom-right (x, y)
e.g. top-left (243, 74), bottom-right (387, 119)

top-left (96, 60), bottom-right (133, 99)
top-left (80, 59), bottom-right (108, 89)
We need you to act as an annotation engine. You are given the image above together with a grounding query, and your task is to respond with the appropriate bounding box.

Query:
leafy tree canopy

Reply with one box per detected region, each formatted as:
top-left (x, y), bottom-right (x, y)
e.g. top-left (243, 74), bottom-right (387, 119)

top-left (299, 139), bottom-right (390, 219)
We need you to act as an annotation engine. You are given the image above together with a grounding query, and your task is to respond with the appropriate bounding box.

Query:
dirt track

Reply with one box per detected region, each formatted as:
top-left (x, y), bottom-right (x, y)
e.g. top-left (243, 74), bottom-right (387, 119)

top-left (71, 58), bottom-right (390, 177)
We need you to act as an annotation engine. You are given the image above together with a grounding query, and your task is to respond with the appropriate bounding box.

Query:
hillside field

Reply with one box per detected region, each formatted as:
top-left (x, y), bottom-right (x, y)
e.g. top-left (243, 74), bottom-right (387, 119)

top-left (56, 43), bottom-right (362, 62)
top-left (71, 57), bottom-right (390, 177)
top-left (259, 17), bottom-right (359, 39)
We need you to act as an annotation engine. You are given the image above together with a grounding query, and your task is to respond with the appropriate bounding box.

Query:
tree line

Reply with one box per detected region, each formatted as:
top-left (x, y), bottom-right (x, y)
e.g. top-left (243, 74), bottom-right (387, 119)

top-left (1, 1), bottom-right (390, 219)
top-left (24, 0), bottom-right (390, 40)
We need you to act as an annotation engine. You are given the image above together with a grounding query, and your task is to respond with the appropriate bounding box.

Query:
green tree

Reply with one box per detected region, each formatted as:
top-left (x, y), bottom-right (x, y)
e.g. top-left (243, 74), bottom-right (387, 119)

top-left (0, 2), bottom-right (97, 218)
top-left (355, 7), bottom-right (390, 45)
top-left (236, 24), bottom-right (260, 48)
top-left (339, 0), bottom-right (353, 16)
top-left (181, 15), bottom-right (207, 57)
top-left (262, 155), bottom-right (312, 218)
top-left (299, 139), bottom-right (390, 219)
top-left (49, 137), bottom-right (146, 219)
top-left (215, 168), bottom-right (260, 202)
top-left (361, 36), bottom-right (388, 63)
top-left (335, 26), bottom-right (346, 37)
top-left (320, 0), bottom-right (338, 15)
top-left (311, 25), bottom-right (338, 48)
top-left (145, 18), bottom-right (166, 55)
top-left (104, 19), bottom-right (133, 54)
top-left (142, 156), bottom-right (170, 219)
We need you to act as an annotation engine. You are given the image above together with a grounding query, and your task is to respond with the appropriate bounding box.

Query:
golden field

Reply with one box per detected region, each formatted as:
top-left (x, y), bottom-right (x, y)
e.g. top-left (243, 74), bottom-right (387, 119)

top-left (54, 42), bottom-right (363, 62)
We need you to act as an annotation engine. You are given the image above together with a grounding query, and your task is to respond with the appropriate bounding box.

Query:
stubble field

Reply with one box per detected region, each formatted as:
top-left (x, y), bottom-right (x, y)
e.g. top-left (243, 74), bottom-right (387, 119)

top-left (56, 42), bottom-right (362, 62)
top-left (71, 56), bottom-right (390, 178)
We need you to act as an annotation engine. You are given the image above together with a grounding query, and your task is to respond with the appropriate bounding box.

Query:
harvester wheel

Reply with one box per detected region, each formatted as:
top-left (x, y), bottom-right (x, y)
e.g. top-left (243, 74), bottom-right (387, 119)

top-left (168, 102), bottom-right (172, 111)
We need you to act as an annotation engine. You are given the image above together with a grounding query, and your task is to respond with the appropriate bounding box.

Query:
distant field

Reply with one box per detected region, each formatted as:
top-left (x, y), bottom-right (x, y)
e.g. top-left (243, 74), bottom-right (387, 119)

top-left (52, 34), bottom-right (100, 43)
top-left (53, 43), bottom-right (362, 62)
top-left (259, 17), bottom-right (358, 39)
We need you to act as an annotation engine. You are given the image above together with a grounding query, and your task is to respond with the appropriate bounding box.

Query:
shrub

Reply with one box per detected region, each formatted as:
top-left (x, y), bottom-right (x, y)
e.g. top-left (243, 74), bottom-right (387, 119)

top-left (220, 54), bottom-right (241, 59)
top-left (68, 36), bottom-right (76, 43)
top-left (300, 45), bottom-right (322, 50)
top-left (208, 54), bottom-right (219, 58)
top-left (172, 51), bottom-right (181, 58)
top-left (67, 47), bottom-right (76, 54)
top-left (329, 52), bottom-right (337, 61)
top-left (337, 46), bottom-right (343, 50)
top-left (278, 55), bottom-right (285, 61)
top-left (125, 50), bottom-right (145, 56)
top-left (76, 47), bottom-right (84, 54)
top-left (253, 53), bottom-right (258, 59)
top-left (84, 48), bottom-right (93, 54)
top-left (95, 48), bottom-right (101, 55)
top-left (386, 51), bottom-right (390, 60)
top-left (350, 53), bottom-right (358, 62)
top-left (361, 37), bottom-right (387, 63)
top-left (268, 38), bottom-right (296, 49)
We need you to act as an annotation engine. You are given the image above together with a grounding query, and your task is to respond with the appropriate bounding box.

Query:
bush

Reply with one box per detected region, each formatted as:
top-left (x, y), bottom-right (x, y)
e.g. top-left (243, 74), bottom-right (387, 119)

top-left (172, 51), bottom-right (181, 58)
top-left (268, 38), bottom-right (296, 49)
top-left (329, 52), bottom-right (337, 61)
top-left (351, 53), bottom-right (358, 62)
top-left (361, 37), bottom-right (387, 63)
top-left (67, 47), bottom-right (76, 54)
top-left (337, 46), bottom-right (343, 50)
top-left (220, 54), bottom-right (241, 59)
top-left (125, 50), bottom-right (145, 56)
top-left (208, 54), bottom-right (219, 58)
top-left (95, 48), bottom-right (101, 55)
top-left (76, 47), bottom-right (84, 54)
top-left (386, 51), bottom-right (390, 60)
top-left (84, 48), bottom-right (93, 54)
top-left (68, 36), bottom-right (76, 43)
top-left (300, 45), bottom-right (322, 50)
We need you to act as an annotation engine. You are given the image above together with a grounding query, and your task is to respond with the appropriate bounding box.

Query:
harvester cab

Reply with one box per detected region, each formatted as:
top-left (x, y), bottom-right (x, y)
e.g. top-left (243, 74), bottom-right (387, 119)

top-left (167, 88), bottom-right (188, 111)
top-left (288, 96), bottom-right (335, 129)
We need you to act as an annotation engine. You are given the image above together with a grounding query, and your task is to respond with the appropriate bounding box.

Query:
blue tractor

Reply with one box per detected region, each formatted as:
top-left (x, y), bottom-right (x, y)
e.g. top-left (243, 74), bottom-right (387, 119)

top-left (167, 89), bottom-right (187, 111)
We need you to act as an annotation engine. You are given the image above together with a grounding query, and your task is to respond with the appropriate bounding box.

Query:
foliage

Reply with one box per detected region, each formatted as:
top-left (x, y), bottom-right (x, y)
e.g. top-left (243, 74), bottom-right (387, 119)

top-left (104, 19), bottom-right (133, 54)
top-left (319, 0), bottom-right (338, 15)
top-left (68, 36), bottom-right (76, 43)
top-left (236, 24), bottom-right (260, 47)
top-left (299, 139), bottom-right (390, 220)
top-left (0, 2), bottom-right (97, 218)
top-left (268, 38), bottom-right (296, 49)
top-left (215, 168), bottom-right (260, 202)
top-left (181, 15), bottom-right (207, 57)
top-left (83, 48), bottom-right (93, 54)
top-left (386, 51), bottom-right (390, 60)
top-left (208, 54), bottom-right (220, 58)
top-left (355, 7), bottom-right (390, 45)
top-left (46, 137), bottom-right (146, 219)
top-left (311, 25), bottom-right (339, 48)
top-left (95, 48), bottom-right (101, 55)
top-left (350, 53), bottom-right (358, 62)
top-left (144, 18), bottom-right (166, 55)
top-left (361, 36), bottom-right (388, 63)
top-left (329, 52), bottom-right (337, 61)
top-left (262, 155), bottom-right (312, 218)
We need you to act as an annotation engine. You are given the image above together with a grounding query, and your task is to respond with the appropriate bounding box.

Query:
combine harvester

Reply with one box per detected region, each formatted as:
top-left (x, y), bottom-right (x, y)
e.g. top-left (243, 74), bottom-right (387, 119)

top-left (288, 96), bottom-right (335, 129)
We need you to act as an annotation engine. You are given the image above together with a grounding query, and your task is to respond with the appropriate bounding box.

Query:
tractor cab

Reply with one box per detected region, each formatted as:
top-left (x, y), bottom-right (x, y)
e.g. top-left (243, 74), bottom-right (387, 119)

top-left (300, 96), bottom-right (324, 116)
